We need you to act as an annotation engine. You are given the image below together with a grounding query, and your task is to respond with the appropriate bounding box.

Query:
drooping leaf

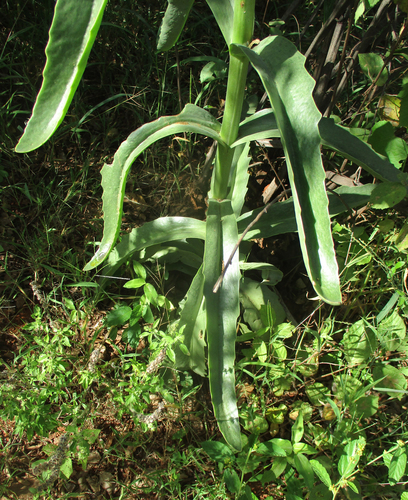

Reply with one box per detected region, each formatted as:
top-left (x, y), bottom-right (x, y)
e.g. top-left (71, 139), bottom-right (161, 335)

top-left (233, 37), bottom-right (341, 304)
top-left (93, 217), bottom-right (206, 280)
top-left (15, 0), bottom-right (109, 152)
top-left (157, 0), bottom-right (195, 51)
top-left (233, 108), bottom-right (280, 147)
top-left (204, 199), bottom-right (241, 451)
top-left (319, 118), bottom-right (408, 185)
top-left (84, 104), bottom-right (223, 270)
top-left (237, 184), bottom-right (376, 242)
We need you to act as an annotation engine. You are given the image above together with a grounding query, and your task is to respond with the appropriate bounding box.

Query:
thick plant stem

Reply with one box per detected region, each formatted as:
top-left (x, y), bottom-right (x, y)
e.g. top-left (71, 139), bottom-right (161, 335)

top-left (211, 0), bottom-right (255, 200)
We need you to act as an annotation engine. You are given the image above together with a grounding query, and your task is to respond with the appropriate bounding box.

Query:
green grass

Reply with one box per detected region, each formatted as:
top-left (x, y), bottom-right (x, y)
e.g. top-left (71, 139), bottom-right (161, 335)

top-left (2, 1), bottom-right (408, 499)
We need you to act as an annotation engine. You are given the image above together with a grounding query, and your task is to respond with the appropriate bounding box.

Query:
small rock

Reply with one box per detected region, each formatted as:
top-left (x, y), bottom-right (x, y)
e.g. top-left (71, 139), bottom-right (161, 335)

top-left (100, 471), bottom-right (115, 494)
top-left (86, 475), bottom-right (100, 493)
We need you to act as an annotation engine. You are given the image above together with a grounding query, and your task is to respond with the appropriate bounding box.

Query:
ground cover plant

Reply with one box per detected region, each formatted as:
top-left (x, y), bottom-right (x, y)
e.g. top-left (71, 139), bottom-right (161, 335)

top-left (2, 0), bottom-right (408, 498)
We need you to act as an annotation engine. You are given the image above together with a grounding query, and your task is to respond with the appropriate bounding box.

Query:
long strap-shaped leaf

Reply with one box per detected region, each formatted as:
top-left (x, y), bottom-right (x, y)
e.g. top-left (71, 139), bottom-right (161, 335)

top-left (84, 104), bottom-right (224, 270)
top-left (204, 199), bottom-right (241, 451)
top-left (90, 216), bottom-right (206, 277)
top-left (233, 37), bottom-right (341, 305)
top-left (237, 185), bottom-right (376, 241)
top-left (234, 110), bottom-right (407, 186)
top-left (15, 0), bottom-right (108, 153)
top-left (175, 266), bottom-right (207, 376)
top-left (157, 0), bottom-right (195, 51)
top-left (205, 0), bottom-right (234, 46)
top-left (319, 118), bottom-right (408, 185)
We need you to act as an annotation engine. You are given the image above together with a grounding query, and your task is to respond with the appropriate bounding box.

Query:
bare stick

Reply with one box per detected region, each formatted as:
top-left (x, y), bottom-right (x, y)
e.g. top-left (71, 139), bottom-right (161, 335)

top-left (213, 189), bottom-right (291, 293)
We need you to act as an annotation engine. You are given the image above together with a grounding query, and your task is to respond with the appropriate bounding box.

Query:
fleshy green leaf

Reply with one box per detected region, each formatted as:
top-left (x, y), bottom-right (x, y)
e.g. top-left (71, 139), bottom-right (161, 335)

top-left (92, 217), bottom-right (206, 278)
top-left (84, 104), bottom-right (222, 270)
top-left (157, 0), bottom-right (195, 51)
top-left (205, 0), bottom-right (234, 46)
top-left (319, 118), bottom-right (407, 185)
top-left (15, 0), bottom-right (108, 152)
top-left (204, 199), bottom-right (241, 451)
top-left (174, 266), bottom-right (207, 376)
top-left (233, 37), bottom-right (341, 304)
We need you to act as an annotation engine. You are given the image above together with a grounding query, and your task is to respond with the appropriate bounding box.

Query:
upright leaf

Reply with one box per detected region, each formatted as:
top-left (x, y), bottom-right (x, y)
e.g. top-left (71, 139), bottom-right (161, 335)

top-left (16, 0), bottom-right (108, 152)
top-left (204, 199), bottom-right (241, 451)
top-left (233, 36), bottom-right (341, 304)
top-left (205, 0), bottom-right (234, 46)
